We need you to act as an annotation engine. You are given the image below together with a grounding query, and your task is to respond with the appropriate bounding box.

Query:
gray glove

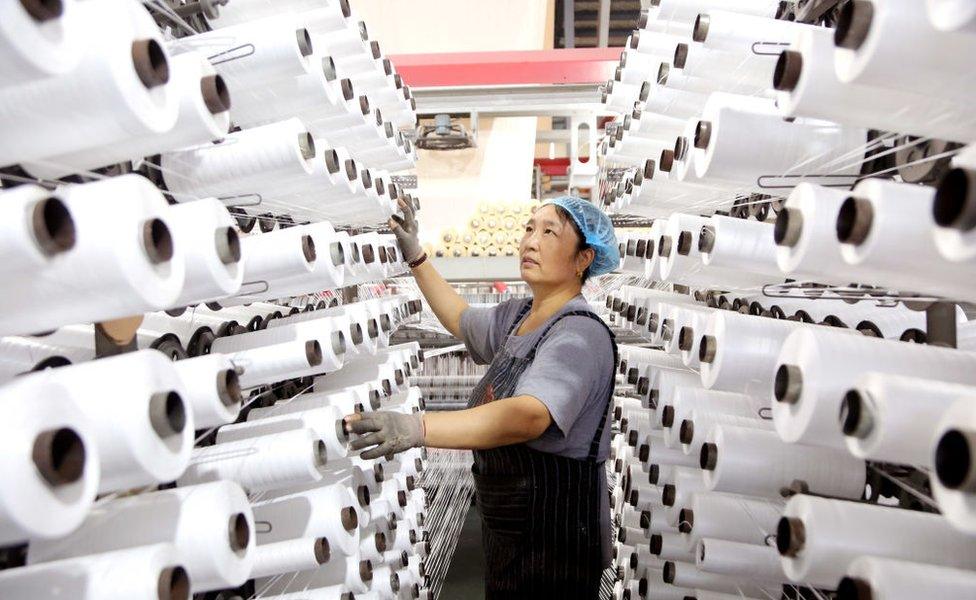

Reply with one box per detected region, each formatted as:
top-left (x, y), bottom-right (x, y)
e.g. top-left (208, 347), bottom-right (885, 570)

top-left (390, 198), bottom-right (424, 264)
top-left (347, 410), bottom-right (425, 460)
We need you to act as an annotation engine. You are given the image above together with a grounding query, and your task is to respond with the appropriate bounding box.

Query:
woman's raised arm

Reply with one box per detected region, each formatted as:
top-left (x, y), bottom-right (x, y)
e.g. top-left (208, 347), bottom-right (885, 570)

top-left (390, 198), bottom-right (469, 337)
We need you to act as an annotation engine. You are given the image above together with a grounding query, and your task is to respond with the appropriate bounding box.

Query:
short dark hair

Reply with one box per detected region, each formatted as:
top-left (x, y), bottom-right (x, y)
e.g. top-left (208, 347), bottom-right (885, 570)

top-left (551, 204), bottom-right (592, 283)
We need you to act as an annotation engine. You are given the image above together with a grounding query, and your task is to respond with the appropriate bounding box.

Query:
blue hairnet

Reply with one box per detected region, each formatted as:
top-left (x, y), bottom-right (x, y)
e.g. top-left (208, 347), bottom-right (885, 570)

top-left (541, 196), bottom-right (620, 277)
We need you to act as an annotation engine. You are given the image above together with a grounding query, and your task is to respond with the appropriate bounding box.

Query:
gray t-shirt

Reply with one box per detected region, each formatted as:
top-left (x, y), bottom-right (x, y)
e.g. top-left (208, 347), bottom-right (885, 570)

top-left (459, 295), bottom-right (615, 461)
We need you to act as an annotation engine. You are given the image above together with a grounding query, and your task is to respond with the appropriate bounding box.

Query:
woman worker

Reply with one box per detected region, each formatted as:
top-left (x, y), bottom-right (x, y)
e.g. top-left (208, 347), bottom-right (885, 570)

top-left (345, 196), bottom-right (621, 599)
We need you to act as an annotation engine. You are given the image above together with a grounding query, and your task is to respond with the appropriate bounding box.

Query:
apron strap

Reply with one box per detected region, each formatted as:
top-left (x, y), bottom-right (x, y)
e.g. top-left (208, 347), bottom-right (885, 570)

top-left (524, 309), bottom-right (619, 462)
top-left (504, 300), bottom-right (533, 337)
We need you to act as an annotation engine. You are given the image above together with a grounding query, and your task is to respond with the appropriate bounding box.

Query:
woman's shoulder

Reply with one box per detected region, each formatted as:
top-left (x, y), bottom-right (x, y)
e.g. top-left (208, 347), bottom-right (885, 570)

top-left (547, 304), bottom-right (614, 347)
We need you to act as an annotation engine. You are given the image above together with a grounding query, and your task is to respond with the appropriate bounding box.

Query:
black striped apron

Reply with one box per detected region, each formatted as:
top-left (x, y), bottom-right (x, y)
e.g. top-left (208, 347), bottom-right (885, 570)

top-left (467, 301), bottom-right (618, 599)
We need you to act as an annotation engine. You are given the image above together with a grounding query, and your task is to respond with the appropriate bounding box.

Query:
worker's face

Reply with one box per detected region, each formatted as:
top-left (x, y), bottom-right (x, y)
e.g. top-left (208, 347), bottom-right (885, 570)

top-left (519, 205), bottom-right (594, 287)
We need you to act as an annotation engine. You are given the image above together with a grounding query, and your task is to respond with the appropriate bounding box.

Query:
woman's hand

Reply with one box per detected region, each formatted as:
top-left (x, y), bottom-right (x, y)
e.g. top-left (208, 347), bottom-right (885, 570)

top-left (345, 410), bottom-right (426, 460)
top-left (390, 198), bottom-right (424, 263)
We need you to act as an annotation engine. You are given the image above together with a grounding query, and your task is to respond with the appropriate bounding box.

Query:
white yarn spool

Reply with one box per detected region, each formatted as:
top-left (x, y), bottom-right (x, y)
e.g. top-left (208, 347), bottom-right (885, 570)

top-left (218, 404), bottom-right (350, 465)
top-left (0, 0), bottom-right (82, 87)
top-left (651, 531), bottom-right (694, 562)
top-left (699, 216), bottom-right (782, 283)
top-left (238, 226), bottom-right (317, 294)
top-left (0, 0), bottom-right (177, 167)
top-left (662, 560), bottom-right (778, 597)
top-left (172, 354), bottom-right (241, 430)
top-left (661, 387), bottom-right (758, 449)
top-left (680, 491), bottom-right (783, 547)
top-left (215, 320), bottom-right (346, 378)
top-left (652, 370), bottom-right (702, 425)
top-left (207, 0), bottom-right (348, 29)
top-left (677, 309), bottom-right (716, 369)
top-left (0, 335), bottom-right (93, 381)
top-left (675, 43), bottom-right (774, 91)
top-left (29, 481), bottom-right (255, 592)
top-left (833, 0), bottom-right (976, 103)
top-left (659, 214), bottom-right (712, 286)
top-left (693, 5), bottom-right (816, 54)
top-left (248, 386), bottom-right (371, 420)
top-left (698, 310), bottom-right (809, 397)
top-left (702, 424), bottom-right (865, 499)
top-left (842, 373), bottom-right (974, 468)
top-left (662, 305), bottom-right (712, 356)
top-left (931, 397), bottom-right (976, 534)
top-left (168, 198), bottom-right (243, 307)
top-left (695, 537), bottom-right (784, 583)
top-left (644, 82), bottom-right (709, 121)
top-left (0, 543), bottom-right (187, 600)
top-left (0, 376), bottom-right (99, 545)
top-left (642, 219), bottom-right (669, 280)
top-left (251, 483), bottom-right (361, 555)
top-left (0, 185), bottom-right (76, 276)
top-left (161, 118), bottom-right (316, 201)
top-left (273, 302), bottom-right (377, 357)
top-left (227, 56), bottom-right (347, 130)
top-left (314, 357), bottom-right (404, 396)
top-left (24, 349), bottom-right (192, 493)
top-left (927, 0), bottom-right (976, 32)
top-left (692, 592), bottom-right (766, 600)
top-left (26, 51), bottom-right (232, 179)
top-left (259, 554), bottom-right (375, 596)
top-left (680, 409), bottom-right (771, 458)
top-left (838, 178), bottom-right (967, 298)
top-left (333, 232), bottom-right (370, 289)
top-left (178, 428), bottom-right (328, 492)
top-left (138, 310), bottom-right (233, 355)
top-left (641, 579), bottom-right (692, 600)
top-left (663, 466), bottom-right (707, 526)
top-left (628, 29), bottom-right (686, 59)
top-left (647, 508), bottom-right (679, 536)
top-left (228, 338), bottom-right (324, 389)
top-left (838, 303), bottom-right (934, 340)
top-left (774, 183), bottom-right (851, 282)
top-left (778, 494), bottom-right (976, 588)
top-left (841, 555), bottom-right (976, 600)
top-left (692, 93), bottom-right (867, 194)
top-left (237, 222), bottom-right (347, 301)
top-left (775, 28), bottom-right (975, 142)
top-left (631, 482), bottom-right (665, 514)
top-left (250, 536), bottom-right (330, 579)
top-left (174, 14), bottom-right (313, 90)
top-left (259, 585), bottom-right (356, 600)
top-left (0, 175), bottom-right (185, 336)
top-left (654, 0), bottom-right (780, 25)
top-left (771, 327), bottom-right (976, 448)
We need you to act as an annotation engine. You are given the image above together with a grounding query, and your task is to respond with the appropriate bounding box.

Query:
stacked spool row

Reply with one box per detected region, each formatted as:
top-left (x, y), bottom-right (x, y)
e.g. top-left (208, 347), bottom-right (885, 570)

top-left (429, 201), bottom-right (540, 258)
top-left (0, 0), bottom-right (435, 598)
top-left (596, 2), bottom-right (976, 597)
top-left (597, 0), bottom-right (976, 303)
top-left (599, 280), bottom-right (976, 600)
top-left (0, 292), bottom-right (435, 599)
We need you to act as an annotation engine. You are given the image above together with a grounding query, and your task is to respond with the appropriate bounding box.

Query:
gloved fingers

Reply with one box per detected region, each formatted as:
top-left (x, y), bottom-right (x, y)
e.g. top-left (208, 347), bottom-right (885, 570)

top-left (348, 417), bottom-right (383, 434)
top-left (360, 440), bottom-right (395, 461)
top-left (389, 216), bottom-right (402, 231)
top-left (398, 197), bottom-right (416, 222)
top-left (349, 431), bottom-right (385, 451)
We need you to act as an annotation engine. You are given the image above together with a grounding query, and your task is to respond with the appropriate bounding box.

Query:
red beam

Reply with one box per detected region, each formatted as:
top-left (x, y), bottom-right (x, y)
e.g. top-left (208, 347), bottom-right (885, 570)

top-left (534, 158), bottom-right (570, 176)
top-left (388, 48), bottom-right (623, 88)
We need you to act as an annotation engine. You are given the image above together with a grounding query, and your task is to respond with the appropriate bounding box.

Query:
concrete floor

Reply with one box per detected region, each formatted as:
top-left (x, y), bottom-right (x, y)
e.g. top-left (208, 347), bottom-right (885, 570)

top-left (439, 506), bottom-right (486, 599)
